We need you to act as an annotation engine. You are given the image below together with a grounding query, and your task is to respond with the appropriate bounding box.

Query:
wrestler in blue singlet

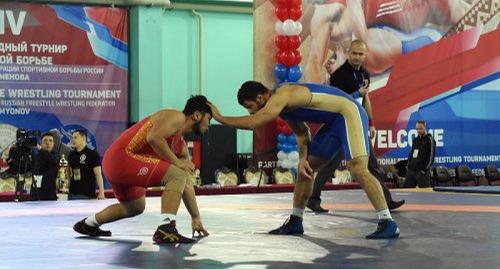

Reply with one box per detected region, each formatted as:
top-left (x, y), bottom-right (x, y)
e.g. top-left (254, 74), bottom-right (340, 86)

top-left (278, 83), bottom-right (370, 161)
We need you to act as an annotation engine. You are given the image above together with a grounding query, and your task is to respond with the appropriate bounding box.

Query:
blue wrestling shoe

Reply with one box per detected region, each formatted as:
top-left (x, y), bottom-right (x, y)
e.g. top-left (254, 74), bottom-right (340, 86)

top-left (366, 219), bottom-right (400, 239)
top-left (268, 215), bottom-right (304, 235)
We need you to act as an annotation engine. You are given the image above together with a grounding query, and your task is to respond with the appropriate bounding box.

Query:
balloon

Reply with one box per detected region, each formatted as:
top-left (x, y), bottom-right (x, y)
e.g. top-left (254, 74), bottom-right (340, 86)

top-left (275, 21), bottom-right (285, 35)
top-left (287, 65), bottom-right (302, 82)
top-left (292, 21), bottom-right (302, 35)
top-left (282, 143), bottom-right (293, 153)
top-left (293, 50), bottom-right (302, 66)
top-left (276, 117), bottom-right (287, 127)
top-left (282, 160), bottom-right (293, 169)
top-left (287, 135), bottom-right (296, 145)
top-left (277, 133), bottom-right (287, 143)
top-left (277, 150), bottom-right (287, 160)
top-left (275, 35), bottom-right (288, 51)
top-left (289, 0), bottom-right (301, 8)
top-left (275, 0), bottom-right (288, 8)
top-left (277, 159), bottom-right (283, 168)
top-left (277, 50), bottom-right (295, 67)
top-left (273, 63), bottom-right (288, 81)
top-left (289, 7), bottom-right (302, 20)
top-left (282, 125), bottom-right (293, 135)
top-left (277, 143), bottom-right (285, 151)
top-left (288, 36), bottom-right (301, 50)
top-left (288, 151), bottom-right (299, 161)
top-left (293, 144), bottom-right (299, 151)
top-left (275, 7), bottom-right (289, 22)
top-left (282, 19), bottom-right (296, 36)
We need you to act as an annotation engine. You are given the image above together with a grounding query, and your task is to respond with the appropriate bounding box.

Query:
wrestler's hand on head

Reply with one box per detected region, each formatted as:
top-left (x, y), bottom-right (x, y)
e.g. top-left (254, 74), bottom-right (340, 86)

top-left (192, 217), bottom-right (209, 237)
top-left (298, 159), bottom-right (314, 180)
top-left (207, 102), bottom-right (222, 122)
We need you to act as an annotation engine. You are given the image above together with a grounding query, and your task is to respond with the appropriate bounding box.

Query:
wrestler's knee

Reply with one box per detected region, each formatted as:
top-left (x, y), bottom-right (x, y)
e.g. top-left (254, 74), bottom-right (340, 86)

top-left (124, 198), bottom-right (145, 217)
top-left (162, 165), bottom-right (188, 194)
top-left (347, 157), bottom-right (369, 180)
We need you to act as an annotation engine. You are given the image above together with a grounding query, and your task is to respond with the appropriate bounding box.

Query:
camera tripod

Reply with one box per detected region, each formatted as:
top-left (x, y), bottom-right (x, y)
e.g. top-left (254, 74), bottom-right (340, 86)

top-left (14, 151), bottom-right (38, 202)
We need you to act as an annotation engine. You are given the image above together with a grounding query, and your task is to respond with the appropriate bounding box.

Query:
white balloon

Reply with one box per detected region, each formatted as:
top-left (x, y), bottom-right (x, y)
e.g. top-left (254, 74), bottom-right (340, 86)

top-left (283, 19), bottom-right (296, 36)
top-left (288, 151), bottom-right (299, 161)
top-left (281, 160), bottom-right (290, 169)
top-left (292, 161), bottom-right (299, 169)
top-left (277, 150), bottom-right (287, 160)
top-left (277, 159), bottom-right (283, 168)
top-left (275, 20), bottom-right (285, 35)
top-left (293, 21), bottom-right (302, 35)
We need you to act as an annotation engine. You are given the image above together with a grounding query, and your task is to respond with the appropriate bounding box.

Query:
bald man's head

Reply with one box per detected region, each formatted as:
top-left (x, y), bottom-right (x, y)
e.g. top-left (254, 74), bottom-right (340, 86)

top-left (348, 40), bottom-right (368, 69)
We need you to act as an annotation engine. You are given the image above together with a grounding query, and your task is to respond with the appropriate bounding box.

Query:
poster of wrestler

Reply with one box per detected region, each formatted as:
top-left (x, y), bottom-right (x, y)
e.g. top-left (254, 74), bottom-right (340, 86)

top-left (254, 0), bottom-right (500, 172)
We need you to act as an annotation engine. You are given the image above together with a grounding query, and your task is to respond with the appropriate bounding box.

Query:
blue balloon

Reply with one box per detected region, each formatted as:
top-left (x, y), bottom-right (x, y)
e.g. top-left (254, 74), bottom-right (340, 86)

top-left (273, 64), bottom-right (288, 81)
top-left (287, 135), bottom-right (296, 145)
top-left (277, 133), bottom-right (287, 143)
top-left (293, 144), bottom-right (299, 151)
top-left (277, 143), bottom-right (285, 151)
top-left (282, 143), bottom-right (293, 153)
top-left (287, 65), bottom-right (302, 82)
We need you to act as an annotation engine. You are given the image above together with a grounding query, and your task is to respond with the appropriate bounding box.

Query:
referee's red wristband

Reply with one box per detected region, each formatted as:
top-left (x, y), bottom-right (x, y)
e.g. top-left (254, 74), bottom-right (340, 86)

top-left (369, 119), bottom-right (374, 127)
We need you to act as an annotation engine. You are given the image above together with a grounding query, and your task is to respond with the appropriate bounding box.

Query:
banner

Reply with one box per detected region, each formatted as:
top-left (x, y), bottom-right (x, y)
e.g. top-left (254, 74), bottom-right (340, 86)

top-left (0, 3), bottom-right (128, 173)
top-left (254, 0), bottom-right (500, 174)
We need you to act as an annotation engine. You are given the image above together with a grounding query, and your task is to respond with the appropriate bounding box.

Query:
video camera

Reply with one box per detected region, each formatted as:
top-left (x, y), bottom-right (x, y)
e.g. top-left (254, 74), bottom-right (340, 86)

top-left (15, 129), bottom-right (41, 149)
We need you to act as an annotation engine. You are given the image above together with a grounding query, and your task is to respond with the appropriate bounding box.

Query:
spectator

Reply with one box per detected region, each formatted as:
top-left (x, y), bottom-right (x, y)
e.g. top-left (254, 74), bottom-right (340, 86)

top-left (68, 129), bottom-right (105, 200)
top-left (35, 132), bottom-right (59, 200)
top-left (403, 120), bottom-right (436, 188)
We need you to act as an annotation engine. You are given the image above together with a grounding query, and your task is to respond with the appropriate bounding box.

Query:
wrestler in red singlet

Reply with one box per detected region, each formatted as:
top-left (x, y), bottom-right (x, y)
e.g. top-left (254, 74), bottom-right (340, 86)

top-left (102, 117), bottom-right (185, 202)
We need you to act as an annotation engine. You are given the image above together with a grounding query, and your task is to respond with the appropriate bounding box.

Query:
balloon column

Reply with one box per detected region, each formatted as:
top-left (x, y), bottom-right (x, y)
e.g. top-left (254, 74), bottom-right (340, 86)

top-left (273, 0), bottom-right (303, 83)
top-left (273, 1), bottom-right (303, 173)
top-left (276, 117), bottom-right (299, 171)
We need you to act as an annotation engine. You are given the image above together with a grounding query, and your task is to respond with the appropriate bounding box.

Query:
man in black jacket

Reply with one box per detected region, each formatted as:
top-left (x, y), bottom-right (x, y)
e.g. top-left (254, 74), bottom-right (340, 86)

top-left (404, 120), bottom-right (435, 188)
top-left (36, 132), bottom-right (59, 200)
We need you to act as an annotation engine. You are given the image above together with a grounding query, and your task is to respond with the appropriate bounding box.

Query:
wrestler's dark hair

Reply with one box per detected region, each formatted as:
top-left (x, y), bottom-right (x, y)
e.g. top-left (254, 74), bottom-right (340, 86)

top-left (237, 81), bottom-right (269, 106)
top-left (183, 95), bottom-right (212, 117)
top-left (416, 120), bottom-right (426, 126)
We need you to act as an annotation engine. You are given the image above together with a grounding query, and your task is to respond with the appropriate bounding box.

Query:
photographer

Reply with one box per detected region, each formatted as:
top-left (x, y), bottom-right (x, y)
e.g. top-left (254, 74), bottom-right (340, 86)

top-left (68, 129), bottom-right (105, 200)
top-left (35, 132), bottom-right (59, 200)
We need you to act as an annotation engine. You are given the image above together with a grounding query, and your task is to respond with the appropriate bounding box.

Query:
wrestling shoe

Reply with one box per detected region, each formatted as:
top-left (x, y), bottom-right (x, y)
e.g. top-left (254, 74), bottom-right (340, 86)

top-left (306, 202), bottom-right (329, 213)
top-left (366, 219), bottom-right (400, 239)
top-left (388, 200), bottom-right (405, 211)
top-left (153, 221), bottom-right (195, 244)
top-left (73, 218), bottom-right (112, 237)
top-left (268, 215), bottom-right (304, 235)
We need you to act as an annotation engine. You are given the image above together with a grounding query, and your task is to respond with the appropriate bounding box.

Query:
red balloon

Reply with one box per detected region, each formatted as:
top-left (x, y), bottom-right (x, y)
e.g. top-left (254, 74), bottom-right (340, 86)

top-left (293, 50), bottom-right (302, 65)
top-left (289, 7), bottom-right (302, 20)
top-left (282, 126), bottom-right (293, 135)
top-left (280, 50), bottom-right (295, 67)
top-left (276, 117), bottom-right (287, 127)
top-left (275, 7), bottom-right (289, 22)
top-left (276, 50), bottom-right (285, 64)
top-left (288, 35), bottom-right (301, 50)
top-left (275, 0), bottom-right (288, 8)
top-left (288, 0), bottom-right (302, 8)
top-left (275, 35), bottom-right (288, 51)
